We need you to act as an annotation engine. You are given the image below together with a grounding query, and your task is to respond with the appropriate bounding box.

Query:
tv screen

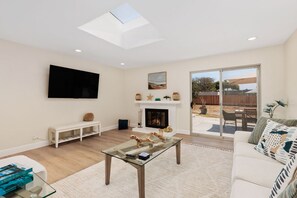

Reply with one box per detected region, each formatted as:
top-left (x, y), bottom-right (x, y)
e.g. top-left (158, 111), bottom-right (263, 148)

top-left (48, 65), bottom-right (99, 98)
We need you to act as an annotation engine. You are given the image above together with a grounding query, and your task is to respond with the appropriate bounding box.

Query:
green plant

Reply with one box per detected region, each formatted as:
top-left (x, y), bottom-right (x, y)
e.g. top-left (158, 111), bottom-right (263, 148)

top-left (263, 100), bottom-right (287, 118)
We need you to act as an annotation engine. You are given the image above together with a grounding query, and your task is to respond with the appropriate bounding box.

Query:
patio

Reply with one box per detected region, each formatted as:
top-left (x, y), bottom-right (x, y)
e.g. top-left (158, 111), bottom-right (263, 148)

top-left (192, 105), bottom-right (256, 136)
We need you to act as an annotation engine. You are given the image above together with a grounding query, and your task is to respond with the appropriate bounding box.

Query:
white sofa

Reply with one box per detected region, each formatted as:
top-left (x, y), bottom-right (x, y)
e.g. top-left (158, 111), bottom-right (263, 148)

top-left (230, 131), bottom-right (284, 198)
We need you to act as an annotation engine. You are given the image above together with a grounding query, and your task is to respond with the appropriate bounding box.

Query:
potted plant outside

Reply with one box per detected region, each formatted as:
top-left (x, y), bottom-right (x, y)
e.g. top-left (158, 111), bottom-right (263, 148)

top-left (199, 98), bottom-right (207, 114)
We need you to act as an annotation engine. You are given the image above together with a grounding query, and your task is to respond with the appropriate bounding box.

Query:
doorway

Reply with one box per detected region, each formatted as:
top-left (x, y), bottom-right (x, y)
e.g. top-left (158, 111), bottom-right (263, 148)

top-left (190, 65), bottom-right (259, 137)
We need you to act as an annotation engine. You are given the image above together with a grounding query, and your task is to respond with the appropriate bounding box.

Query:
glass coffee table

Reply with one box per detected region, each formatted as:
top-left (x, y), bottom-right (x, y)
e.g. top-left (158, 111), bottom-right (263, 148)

top-left (1, 173), bottom-right (56, 198)
top-left (102, 135), bottom-right (182, 198)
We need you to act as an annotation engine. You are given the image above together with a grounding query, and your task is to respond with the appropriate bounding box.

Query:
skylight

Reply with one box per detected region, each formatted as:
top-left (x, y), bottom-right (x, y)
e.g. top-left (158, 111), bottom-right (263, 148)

top-left (110, 3), bottom-right (141, 24)
top-left (78, 3), bottom-right (163, 49)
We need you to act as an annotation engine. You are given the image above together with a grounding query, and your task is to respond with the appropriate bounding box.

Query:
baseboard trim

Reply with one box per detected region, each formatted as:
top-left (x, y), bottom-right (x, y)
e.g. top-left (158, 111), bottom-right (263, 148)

top-left (101, 125), bottom-right (117, 132)
top-left (0, 124), bottom-right (119, 158)
top-left (176, 129), bottom-right (190, 135)
top-left (0, 140), bottom-right (49, 158)
top-left (129, 123), bottom-right (138, 128)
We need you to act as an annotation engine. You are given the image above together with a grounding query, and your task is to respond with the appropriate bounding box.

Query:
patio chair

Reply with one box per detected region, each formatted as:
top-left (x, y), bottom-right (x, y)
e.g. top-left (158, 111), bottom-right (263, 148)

top-left (244, 108), bottom-right (257, 126)
top-left (222, 110), bottom-right (237, 130)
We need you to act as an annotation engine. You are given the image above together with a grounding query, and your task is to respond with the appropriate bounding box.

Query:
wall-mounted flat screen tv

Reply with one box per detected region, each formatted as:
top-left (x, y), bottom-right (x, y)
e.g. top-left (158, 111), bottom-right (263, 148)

top-left (48, 65), bottom-right (100, 98)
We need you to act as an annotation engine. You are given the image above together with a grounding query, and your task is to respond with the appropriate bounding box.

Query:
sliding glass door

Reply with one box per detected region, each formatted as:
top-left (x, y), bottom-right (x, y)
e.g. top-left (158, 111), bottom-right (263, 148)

top-left (222, 67), bottom-right (258, 137)
top-left (191, 71), bottom-right (221, 136)
top-left (191, 66), bottom-right (259, 137)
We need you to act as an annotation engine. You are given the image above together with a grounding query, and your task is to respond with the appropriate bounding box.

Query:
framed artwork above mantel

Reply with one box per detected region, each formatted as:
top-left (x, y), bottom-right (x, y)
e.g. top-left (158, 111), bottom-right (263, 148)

top-left (148, 71), bottom-right (167, 90)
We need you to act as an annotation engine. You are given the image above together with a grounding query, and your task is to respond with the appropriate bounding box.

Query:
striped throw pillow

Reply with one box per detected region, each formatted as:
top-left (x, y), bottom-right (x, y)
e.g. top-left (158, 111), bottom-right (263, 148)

top-left (270, 154), bottom-right (297, 198)
top-left (278, 179), bottom-right (297, 198)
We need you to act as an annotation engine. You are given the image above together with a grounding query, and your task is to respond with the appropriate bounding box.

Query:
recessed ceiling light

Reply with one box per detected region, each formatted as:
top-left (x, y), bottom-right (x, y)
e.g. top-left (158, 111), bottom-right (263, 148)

top-left (75, 49), bottom-right (82, 53)
top-left (248, 37), bottom-right (257, 41)
top-left (120, 62), bottom-right (125, 66)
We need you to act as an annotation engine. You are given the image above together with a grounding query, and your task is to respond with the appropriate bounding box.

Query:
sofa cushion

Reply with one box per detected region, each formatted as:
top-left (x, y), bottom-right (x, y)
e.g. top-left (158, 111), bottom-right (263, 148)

top-left (255, 120), bottom-right (297, 164)
top-left (230, 179), bottom-right (271, 198)
top-left (248, 117), bottom-right (297, 145)
top-left (232, 156), bottom-right (283, 188)
top-left (270, 154), bottom-right (297, 198)
top-left (234, 131), bottom-right (251, 154)
top-left (234, 142), bottom-right (280, 163)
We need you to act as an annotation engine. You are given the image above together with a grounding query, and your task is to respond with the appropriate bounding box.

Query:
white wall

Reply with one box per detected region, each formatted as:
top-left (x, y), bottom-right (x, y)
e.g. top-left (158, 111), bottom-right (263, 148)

top-left (1, 36), bottom-right (293, 152)
top-left (0, 39), bottom-right (125, 150)
top-left (285, 29), bottom-right (297, 118)
top-left (124, 45), bottom-right (286, 134)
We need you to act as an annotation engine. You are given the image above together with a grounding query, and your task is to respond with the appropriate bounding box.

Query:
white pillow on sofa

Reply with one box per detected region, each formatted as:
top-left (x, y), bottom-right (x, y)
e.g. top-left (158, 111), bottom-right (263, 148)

top-left (255, 120), bottom-right (297, 164)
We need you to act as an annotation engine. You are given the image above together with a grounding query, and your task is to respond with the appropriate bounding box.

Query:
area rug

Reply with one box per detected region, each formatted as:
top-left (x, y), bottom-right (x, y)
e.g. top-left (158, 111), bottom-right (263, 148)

top-left (51, 144), bottom-right (233, 198)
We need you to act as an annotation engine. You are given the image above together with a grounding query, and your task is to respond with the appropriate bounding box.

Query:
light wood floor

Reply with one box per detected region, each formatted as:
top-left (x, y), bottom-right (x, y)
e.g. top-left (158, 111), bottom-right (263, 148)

top-left (10, 129), bottom-right (233, 184)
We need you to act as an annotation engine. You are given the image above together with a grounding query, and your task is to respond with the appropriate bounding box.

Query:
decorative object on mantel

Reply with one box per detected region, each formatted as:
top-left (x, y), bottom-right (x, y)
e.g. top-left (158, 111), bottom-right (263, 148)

top-left (135, 93), bottom-right (142, 101)
top-left (172, 92), bottom-right (180, 101)
top-left (148, 71), bottom-right (167, 90)
top-left (263, 100), bottom-right (287, 118)
top-left (163, 95), bottom-right (171, 101)
top-left (130, 135), bottom-right (154, 148)
top-left (83, 113), bottom-right (94, 121)
top-left (147, 94), bottom-right (154, 101)
top-left (155, 98), bottom-right (161, 101)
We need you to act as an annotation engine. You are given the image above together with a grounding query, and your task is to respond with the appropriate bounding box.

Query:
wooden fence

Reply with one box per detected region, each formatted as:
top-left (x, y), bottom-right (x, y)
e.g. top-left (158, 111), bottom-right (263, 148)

top-left (193, 95), bottom-right (257, 107)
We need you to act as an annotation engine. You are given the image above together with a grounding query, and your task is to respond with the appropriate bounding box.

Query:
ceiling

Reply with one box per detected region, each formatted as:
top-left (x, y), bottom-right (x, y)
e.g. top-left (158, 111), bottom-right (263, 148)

top-left (1, 0), bottom-right (297, 69)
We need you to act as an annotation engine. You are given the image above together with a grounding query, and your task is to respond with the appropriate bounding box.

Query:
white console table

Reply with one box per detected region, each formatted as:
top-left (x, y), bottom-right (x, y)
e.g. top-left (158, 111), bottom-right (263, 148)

top-left (48, 121), bottom-right (101, 148)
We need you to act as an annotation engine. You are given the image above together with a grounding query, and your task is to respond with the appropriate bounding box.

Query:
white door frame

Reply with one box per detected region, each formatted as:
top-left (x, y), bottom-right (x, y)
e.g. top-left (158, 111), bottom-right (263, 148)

top-left (190, 64), bottom-right (261, 137)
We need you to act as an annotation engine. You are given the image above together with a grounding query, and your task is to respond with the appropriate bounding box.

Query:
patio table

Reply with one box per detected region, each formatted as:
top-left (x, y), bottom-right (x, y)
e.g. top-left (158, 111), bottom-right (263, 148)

top-left (235, 109), bottom-right (247, 131)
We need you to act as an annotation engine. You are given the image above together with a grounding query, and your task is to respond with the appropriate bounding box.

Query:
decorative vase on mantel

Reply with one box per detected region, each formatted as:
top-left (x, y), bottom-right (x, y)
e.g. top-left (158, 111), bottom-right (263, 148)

top-left (135, 93), bottom-right (142, 101)
top-left (172, 92), bottom-right (180, 101)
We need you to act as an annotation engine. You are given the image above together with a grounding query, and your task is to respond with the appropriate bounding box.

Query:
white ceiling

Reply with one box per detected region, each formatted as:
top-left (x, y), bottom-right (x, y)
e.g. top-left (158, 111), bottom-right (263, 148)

top-left (0, 0), bottom-right (297, 69)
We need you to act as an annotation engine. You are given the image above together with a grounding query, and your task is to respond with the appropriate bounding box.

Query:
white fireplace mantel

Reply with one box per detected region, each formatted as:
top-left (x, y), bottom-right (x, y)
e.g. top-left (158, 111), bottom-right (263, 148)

top-left (134, 101), bottom-right (181, 105)
top-left (132, 100), bottom-right (181, 133)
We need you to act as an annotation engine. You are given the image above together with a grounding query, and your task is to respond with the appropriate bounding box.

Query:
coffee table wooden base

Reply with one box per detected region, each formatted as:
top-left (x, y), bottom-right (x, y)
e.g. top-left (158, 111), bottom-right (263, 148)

top-left (105, 154), bottom-right (112, 185)
top-left (104, 141), bottom-right (181, 198)
top-left (176, 141), bottom-right (181, 164)
top-left (130, 163), bottom-right (145, 198)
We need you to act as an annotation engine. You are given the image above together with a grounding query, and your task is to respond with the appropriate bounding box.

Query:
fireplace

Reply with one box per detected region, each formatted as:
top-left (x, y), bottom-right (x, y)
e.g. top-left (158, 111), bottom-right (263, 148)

top-left (132, 101), bottom-right (180, 134)
top-left (145, 108), bottom-right (168, 128)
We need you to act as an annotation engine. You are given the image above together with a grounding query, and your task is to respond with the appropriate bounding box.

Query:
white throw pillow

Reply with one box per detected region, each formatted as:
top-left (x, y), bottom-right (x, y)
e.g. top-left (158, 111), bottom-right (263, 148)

top-left (255, 120), bottom-right (297, 164)
top-left (270, 154), bottom-right (297, 198)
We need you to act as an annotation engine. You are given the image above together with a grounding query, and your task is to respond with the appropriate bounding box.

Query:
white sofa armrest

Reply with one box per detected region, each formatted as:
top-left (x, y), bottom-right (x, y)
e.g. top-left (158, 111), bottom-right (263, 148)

top-left (234, 131), bottom-right (251, 145)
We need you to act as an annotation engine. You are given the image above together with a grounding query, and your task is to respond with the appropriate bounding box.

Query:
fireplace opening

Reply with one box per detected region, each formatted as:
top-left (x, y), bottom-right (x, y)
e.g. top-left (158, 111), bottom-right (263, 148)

top-left (145, 108), bottom-right (168, 128)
